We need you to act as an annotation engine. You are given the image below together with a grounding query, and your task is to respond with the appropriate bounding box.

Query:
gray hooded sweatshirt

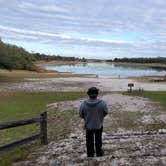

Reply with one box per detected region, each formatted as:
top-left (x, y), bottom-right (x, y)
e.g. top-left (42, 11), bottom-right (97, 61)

top-left (79, 98), bottom-right (108, 129)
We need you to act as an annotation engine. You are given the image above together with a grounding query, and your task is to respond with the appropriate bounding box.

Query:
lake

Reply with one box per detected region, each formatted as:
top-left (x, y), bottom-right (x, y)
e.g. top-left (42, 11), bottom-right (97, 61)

top-left (43, 63), bottom-right (166, 77)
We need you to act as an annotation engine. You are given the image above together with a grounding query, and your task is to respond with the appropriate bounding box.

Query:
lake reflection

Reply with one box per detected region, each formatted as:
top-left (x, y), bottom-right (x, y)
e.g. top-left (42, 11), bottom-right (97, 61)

top-left (43, 63), bottom-right (166, 77)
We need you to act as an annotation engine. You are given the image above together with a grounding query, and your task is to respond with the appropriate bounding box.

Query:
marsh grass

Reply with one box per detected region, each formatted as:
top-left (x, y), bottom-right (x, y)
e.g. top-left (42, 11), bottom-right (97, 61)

top-left (0, 91), bottom-right (86, 166)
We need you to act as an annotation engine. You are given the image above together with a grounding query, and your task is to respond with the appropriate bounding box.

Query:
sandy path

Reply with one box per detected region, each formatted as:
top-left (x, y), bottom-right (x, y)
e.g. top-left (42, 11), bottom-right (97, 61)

top-left (47, 93), bottom-right (159, 113)
top-left (0, 76), bottom-right (166, 92)
top-left (14, 93), bottom-right (166, 166)
top-left (47, 93), bottom-right (166, 124)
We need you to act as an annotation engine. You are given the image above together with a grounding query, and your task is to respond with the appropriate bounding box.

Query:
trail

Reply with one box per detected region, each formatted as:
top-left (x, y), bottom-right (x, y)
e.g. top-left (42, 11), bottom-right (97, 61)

top-left (13, 93), bottom-right (166, 166)
top-left (1, 76), bottom-right (166, 92)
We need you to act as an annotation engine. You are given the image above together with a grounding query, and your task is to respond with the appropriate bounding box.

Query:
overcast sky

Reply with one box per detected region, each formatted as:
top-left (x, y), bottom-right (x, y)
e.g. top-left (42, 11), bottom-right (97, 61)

top-left (0, 0), bottom-right (166, 59)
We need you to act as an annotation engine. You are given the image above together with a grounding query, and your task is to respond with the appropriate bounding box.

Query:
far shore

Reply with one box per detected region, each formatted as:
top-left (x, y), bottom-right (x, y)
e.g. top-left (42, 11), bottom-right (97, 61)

top-left (110, 62), bottom-right (166, 70)
top-left (0, 60), bottom-right (166, 92)
top-left (33, 60), bottom-right (166, 79)
top-left (34, 60), bottom-right (84, 66)
top-left (34, 60), bottom-right (166, 69)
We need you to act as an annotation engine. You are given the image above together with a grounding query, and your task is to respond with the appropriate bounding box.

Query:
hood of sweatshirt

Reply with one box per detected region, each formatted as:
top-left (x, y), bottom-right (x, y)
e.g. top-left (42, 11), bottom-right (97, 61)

top-left (85, 98), bottom-right (102, 107)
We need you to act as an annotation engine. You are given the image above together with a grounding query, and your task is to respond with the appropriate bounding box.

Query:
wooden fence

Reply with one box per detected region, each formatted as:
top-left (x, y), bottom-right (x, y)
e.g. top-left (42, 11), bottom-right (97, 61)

top-left (0, 111), bottom-right (47, 152)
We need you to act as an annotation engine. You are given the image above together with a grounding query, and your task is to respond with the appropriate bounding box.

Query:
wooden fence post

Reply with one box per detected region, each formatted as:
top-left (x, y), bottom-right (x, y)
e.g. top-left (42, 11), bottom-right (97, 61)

top-left (40, 111), bottom-right (48, 145)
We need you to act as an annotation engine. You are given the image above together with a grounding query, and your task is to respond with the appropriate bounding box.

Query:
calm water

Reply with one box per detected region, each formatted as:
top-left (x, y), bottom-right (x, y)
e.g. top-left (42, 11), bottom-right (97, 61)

top-left (43, 63), bottom-right (166, 77)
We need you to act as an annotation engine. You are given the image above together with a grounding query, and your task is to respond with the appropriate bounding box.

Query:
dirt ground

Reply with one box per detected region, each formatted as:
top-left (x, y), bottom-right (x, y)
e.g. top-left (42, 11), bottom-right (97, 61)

top-left (0, 76), bottom-right (166, 92)
top-left (13, 93), bottom-right (166, 166)
top-left (1, 69), bottom-right (166, 165)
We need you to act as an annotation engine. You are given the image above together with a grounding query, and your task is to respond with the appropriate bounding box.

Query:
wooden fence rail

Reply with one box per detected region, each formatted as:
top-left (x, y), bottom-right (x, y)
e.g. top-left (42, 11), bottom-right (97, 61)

top-left (0, 111), bottom-right (47, 152)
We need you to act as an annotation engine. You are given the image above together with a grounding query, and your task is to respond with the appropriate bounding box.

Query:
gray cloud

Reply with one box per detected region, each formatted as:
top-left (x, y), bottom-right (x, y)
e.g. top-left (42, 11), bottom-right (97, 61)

top-left (18, 2), bottom-right (69, 13)
top-left (0, 0), bottom-right (166, 58)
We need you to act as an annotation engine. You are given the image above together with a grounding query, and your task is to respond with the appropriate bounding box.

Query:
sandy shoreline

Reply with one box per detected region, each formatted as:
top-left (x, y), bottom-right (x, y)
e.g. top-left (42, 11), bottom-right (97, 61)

top-left (0, 61), bottom-right (166, 92)
top-left (0, 75), bottom-right (166, 92)
top-left (32, 61), bottom-right (166, 82)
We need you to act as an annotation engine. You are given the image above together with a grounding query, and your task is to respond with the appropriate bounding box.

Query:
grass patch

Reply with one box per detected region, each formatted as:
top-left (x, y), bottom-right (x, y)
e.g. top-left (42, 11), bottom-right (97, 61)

top-left (105, 90), bottom-right (166, 132)
top-left (0, 91), bottom-right (86, 166)
top-left (47, 109), bottom-right (78, 142)
top-left (0, 69), bottom-right (92, 83)
top-left (107, 91), bottom-right (166, 132)
top-left (105, 111), bottom-right (145, 132)
top-left (0, 91), bottom-right (85, 121)
top-left (0, 141), bottom-right (42, 166)
top-left (0, 69), bottom-right (62, 83)
top-left (105, 110), bottom-right (166, 132)
top-left (125, 91), bottom-right (166, 110)
top-left (144, 123), bottom-right (166, 131)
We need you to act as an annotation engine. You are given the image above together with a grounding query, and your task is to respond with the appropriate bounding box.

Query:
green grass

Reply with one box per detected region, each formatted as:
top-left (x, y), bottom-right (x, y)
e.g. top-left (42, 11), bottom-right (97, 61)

top-left (0, 91), bottom-right (86, 121)
top-left (125, 91), bottom-right (166, 110)
top-left (0, 91), bottom-right (86, 166)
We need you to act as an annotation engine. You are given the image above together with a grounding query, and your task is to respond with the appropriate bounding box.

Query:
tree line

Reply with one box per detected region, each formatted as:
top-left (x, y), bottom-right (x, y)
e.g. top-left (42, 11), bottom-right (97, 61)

top-left (0, 40), bottom-right (81, 71)
top-left (107, 57), bottom-right (166, 64)
top-left (1, 39), bottom-right (166, 71)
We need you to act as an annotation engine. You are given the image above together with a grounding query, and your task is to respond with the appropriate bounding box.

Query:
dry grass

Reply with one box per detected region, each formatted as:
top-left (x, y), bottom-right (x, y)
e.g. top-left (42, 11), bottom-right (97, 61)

top-left (104, 110), bottom-right (165, 132)
top-left (0, 69), bottom-right (92, 83)
top-left (132, 75), bottom-right (166, 83)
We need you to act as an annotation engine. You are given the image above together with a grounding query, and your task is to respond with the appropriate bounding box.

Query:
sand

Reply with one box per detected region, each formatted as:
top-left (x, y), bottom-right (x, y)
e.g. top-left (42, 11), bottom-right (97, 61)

top-left (0, 76), bottom-right (165, 92)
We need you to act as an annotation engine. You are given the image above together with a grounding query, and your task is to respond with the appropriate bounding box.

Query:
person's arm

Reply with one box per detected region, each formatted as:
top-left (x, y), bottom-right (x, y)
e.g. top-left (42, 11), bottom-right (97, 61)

top-left (79, 102), bottom-right (84, 119)
top-left (103, 101), bottom-right (108, 117)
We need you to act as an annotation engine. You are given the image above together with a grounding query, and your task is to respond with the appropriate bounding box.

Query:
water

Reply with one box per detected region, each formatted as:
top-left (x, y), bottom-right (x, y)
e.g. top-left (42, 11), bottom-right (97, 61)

top-left (43, 63), bottom-right (166, 77)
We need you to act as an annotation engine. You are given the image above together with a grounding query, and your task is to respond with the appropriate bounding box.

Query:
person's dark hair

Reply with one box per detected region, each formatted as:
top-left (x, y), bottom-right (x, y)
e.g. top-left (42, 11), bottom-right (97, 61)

top-left (87, 87), bottom-right (99, 98)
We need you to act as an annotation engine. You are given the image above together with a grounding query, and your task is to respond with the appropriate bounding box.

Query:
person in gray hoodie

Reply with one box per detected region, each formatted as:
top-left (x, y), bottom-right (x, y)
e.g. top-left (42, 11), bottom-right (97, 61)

top-left (79, 87), bottom-right (108, 157)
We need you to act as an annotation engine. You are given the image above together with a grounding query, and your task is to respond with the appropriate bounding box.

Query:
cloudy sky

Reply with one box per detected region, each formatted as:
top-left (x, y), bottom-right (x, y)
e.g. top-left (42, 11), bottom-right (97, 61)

top-left (0, 0), bottom-right (166, 59)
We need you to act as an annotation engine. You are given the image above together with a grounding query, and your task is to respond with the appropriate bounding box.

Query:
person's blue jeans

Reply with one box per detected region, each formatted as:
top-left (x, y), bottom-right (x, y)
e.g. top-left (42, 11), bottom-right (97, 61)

top-left (86, 127), bottom-right (103, 157)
